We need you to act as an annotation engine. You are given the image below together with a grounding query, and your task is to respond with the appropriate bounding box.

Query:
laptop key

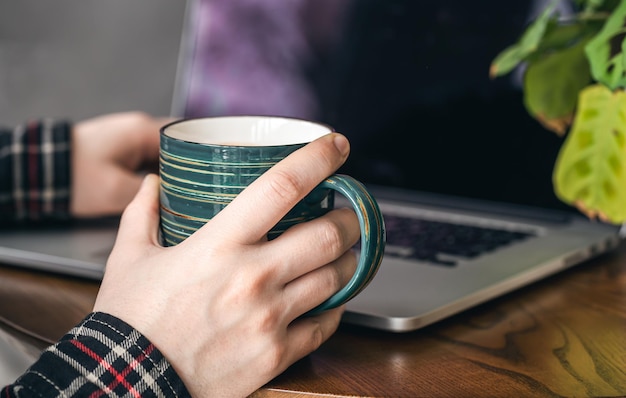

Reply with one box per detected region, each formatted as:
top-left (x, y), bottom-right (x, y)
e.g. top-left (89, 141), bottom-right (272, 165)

top-left (383, 214), bottom-right (535, 266)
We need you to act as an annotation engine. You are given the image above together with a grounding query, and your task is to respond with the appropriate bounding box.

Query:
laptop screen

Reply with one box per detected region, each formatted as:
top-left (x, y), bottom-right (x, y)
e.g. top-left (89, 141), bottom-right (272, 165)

top-left (176, 0), bottom-right (571, 213)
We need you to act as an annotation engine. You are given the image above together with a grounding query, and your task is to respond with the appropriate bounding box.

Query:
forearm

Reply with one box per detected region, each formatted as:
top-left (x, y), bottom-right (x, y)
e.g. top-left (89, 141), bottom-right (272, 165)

top-left (0, 119), bottom-right (72, 222)
top-left (2, 312), bottom-right (190, 397)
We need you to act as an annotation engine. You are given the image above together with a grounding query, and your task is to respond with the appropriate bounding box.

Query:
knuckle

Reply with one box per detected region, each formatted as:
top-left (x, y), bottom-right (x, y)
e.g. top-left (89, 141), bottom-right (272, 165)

top-left (255, 305), bottom-right (282, 334)
top-left (322, 250), bottom-right (358, 293)
top-left (125, 110), bottom-right (151, 124)
top-left (229, 269), bottom-right (269, 302)
top-left (308, 320), bottom-right (325, 350)
top-left (317, 217), bottom-right (347, 256)
top-left (264, 169), bottom-right (303, 204)
top-left (318, 259), bottom-right (343, 293)
top-left (328, 263), bottom-right (344, 290)
top-left (261, 339), bottom-right (288, 372)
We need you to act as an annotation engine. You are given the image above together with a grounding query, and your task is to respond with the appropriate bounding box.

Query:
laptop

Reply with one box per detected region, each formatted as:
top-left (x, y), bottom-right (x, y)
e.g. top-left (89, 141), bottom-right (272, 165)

top-left (0, 0), bottom-right (622, 333)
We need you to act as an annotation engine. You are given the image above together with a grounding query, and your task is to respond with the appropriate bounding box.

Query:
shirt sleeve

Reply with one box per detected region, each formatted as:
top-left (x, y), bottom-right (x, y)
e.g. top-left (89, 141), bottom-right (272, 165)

top-left (0, 119), bottom-right (72, 222)
top-left (2, 312), bottom-right (190, 397)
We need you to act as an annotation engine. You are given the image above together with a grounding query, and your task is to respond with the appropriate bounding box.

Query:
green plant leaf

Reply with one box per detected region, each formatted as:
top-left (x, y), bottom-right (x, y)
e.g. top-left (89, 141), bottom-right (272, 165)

top-left (579, 0), bottom-right (606, 13)
top-left (523, 37), bottom-right (593, 134)
top-left (553, 84), bottom-right (626, 223)
top-left (584, 0), bottom-right (626, 89)
top-left (536, 21), bottom-right (601, 56)
top-left (489, 0), bottom-right (559, 77)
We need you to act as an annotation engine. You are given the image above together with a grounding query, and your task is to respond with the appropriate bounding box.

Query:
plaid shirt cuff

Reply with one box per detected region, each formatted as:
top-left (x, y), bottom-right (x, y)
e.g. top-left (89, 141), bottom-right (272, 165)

top-left (3, 312), bottom-right (190, 397)
top-left (0, 119), bottom-right (71, 222)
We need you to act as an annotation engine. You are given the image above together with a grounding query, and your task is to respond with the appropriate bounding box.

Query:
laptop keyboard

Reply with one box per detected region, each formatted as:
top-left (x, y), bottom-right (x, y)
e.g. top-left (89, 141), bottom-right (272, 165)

top-left (383, 214), bottom-right (536, 266)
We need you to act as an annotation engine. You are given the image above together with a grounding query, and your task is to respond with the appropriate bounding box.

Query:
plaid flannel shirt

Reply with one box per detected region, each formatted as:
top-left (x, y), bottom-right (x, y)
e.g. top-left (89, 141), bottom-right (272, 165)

top-left (2, 312), bottom-right (190, 397)
top-left (0, 121), bottom-right (190, 396)
top-left (0, 119), bottom-right (71, 222)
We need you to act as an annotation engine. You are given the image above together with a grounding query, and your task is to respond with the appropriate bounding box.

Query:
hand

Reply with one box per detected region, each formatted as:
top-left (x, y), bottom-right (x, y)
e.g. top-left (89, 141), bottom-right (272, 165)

top-left (70, 111), bottom-right (174, 217)
top-left (93, 133), bottom-right (359, 397)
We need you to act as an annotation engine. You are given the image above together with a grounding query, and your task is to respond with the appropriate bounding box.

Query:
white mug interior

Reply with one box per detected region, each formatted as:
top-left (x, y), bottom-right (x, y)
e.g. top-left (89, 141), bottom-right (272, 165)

top-left (163, 116), bottom-right (333, 146)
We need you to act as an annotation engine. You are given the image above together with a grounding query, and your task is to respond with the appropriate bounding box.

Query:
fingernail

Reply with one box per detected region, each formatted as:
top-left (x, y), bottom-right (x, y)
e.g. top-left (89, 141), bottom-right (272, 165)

top-left (333, 133), bottom-right (350, 156)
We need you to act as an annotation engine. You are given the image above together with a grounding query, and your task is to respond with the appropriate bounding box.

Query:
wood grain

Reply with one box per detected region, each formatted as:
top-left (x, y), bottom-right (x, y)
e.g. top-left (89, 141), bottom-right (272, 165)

top-left (0, 266), bottom-right (98, 343)
top-left (262, 242), bottom-right (626, 397)
top-left (1, 241), bottom-right (625, 397)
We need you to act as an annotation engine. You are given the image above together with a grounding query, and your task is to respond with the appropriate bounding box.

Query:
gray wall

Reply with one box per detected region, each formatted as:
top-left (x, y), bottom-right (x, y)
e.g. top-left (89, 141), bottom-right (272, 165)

top-left (0, 1), bottom-right (187, 126)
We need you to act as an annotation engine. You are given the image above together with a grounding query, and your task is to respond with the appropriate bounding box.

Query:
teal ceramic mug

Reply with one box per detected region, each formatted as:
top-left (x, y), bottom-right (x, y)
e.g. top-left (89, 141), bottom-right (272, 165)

top-left (159, 116), bottom-right (385, 314)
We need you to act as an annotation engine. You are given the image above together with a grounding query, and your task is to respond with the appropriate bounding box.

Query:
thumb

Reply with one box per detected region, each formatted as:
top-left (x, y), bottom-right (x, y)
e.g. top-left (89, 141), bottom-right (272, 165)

top-left (114, 173), bottom-right (162, 250)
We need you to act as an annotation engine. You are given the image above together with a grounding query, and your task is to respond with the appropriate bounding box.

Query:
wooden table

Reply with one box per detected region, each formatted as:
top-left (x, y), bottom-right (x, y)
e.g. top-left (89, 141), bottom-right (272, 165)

top-left (1, 242), bottom-right (625, 397)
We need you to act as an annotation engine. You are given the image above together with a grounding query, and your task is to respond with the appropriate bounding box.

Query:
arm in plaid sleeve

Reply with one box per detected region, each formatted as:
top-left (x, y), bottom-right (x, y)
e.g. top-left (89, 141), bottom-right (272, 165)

top-left (2, 312), bottom-right (190, 397)
top-left (0, 120), bottom-right (71, 222)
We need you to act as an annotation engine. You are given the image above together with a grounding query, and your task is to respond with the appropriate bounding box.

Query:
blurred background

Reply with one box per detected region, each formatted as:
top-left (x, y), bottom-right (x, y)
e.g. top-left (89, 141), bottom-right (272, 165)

top-left (0, 0), bottom-right (570, 211)
top-left (0, 1), bottom-right (186, 126)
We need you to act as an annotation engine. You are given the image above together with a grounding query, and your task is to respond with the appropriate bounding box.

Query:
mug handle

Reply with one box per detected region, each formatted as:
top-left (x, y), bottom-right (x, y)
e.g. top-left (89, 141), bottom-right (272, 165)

top-left (306, 174), bottom-right (386, 316)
